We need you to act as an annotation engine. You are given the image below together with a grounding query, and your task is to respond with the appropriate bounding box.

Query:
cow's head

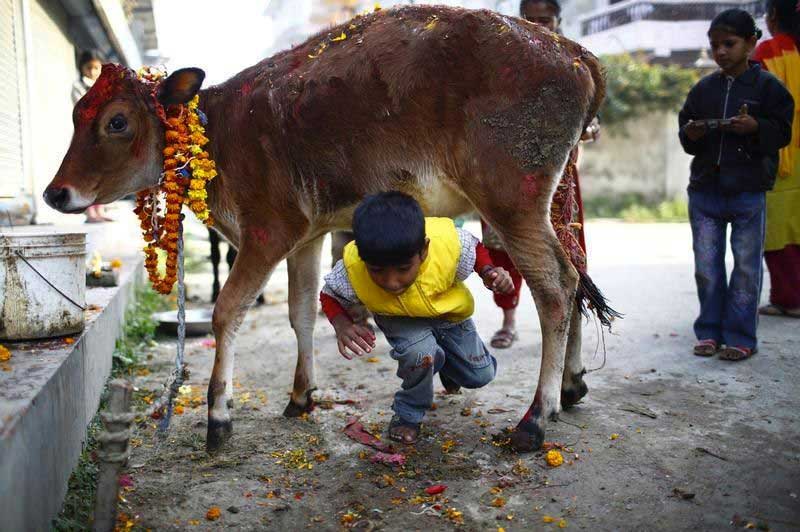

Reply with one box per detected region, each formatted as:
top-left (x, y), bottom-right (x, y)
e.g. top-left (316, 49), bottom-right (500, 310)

top-left (43, 64), bottom-right (205, 213)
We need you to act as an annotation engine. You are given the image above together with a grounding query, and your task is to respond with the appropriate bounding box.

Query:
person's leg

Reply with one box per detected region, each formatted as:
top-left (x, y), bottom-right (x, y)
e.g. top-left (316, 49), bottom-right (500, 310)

top-left (764, 245), bottom-right (800, 313)
top-left (374, 316), bottom-right (444, 441)
top-left (437, 318), bottom-right (497, 389)
top-left (721, 192), bottom-right (765, 355)
top-left (688, 190), bottom-right (727, 351)
top-left (487, 247), bottom-right (523, 348)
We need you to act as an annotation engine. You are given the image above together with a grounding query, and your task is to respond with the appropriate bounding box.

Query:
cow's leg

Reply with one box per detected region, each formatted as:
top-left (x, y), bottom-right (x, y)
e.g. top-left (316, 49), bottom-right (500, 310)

top-left (490, 216), bottom-right (578, 452)
top-left (206, 227), bottom-right (292, 453)
top-left (209, 228), bottom-right (222, 303)
top-left (561, 306), bottom-right (588, 408)
top-left (283, 236), bottom-right (324, 417)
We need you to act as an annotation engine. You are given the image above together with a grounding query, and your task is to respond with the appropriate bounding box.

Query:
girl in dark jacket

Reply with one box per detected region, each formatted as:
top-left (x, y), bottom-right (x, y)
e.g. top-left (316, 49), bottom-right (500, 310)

top-left (679, 9), bottom-right (794, 360)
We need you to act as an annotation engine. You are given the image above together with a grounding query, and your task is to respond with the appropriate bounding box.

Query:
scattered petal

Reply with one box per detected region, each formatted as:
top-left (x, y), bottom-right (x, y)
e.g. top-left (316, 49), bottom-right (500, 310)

top-left (371, 452), bottom-right (406, 466)
top-left (206, 506), bottom-right (221, 521)
top-left (425, 484), bottom-right (447, 495)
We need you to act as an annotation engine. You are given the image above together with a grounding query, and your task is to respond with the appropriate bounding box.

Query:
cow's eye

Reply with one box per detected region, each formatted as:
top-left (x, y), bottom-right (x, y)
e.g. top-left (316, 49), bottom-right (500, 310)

top-left (108, 114), bottom-right (127, 133)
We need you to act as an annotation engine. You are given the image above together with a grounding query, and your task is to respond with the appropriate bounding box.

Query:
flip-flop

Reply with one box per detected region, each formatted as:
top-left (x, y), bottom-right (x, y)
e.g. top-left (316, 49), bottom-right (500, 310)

top-left (388, 415), bottom-right (420, 444)
top-left (719, 346), bottom-right (757, 361)
top-left (759, 304), bottom-right (800, 318)
top-left (693, 339), bottom-right (718, 357)
top-left (490, 328), bottom-right (518, 349)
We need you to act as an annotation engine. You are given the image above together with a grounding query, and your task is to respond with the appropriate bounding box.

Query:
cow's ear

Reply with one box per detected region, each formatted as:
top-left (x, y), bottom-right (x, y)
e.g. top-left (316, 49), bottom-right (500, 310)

top-left (158, 68), bottom-right (205, 105)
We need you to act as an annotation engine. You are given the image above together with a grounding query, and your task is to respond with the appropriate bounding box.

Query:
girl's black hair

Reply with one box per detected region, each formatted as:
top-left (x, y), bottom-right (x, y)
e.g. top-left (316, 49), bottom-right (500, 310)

top-left (520, 0), bottom-right (561, 17)
top-left (708, 8), bottom-right (763, 39)
top-left (78, 49), bottom-right (104, 70)
top-left (766, 0), bottom-right (800, 38)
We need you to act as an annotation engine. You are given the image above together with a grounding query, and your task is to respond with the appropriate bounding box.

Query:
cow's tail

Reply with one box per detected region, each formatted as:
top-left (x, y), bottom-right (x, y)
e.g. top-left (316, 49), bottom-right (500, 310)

top-left (576, 269), bottom-right (622, 329)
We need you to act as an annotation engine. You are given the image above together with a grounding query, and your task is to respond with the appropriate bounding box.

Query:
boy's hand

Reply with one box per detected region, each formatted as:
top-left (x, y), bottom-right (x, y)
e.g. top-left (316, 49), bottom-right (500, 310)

top-left (331, 314), bottom-right (376, 360)
top-left (481, 266), bottom-right (515, 295)
top-left (683, 120), bottom-right (707, 141)
top-left (724, 115), bottom-right (758, 136)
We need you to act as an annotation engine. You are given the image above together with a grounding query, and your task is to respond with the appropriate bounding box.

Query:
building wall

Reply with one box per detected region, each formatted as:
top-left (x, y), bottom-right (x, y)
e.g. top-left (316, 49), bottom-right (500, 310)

top-left (29, 0), bottom-right (78, 224)
top-left (579, 111), bottom-right (691, 202)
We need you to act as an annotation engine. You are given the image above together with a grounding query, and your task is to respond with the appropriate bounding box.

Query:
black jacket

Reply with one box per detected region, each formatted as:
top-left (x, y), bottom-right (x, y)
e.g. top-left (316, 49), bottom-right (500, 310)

top-left (678, 64), bottom-right (794, 194)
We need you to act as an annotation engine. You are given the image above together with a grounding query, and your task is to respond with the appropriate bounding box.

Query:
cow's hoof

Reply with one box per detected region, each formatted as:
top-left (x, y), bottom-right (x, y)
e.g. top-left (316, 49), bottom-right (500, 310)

top-left (510, 421), bottom-right (545, 453)
top-left (561, 374), bottom-right (588, 409)
top-left (283, 391), bottom-right (316, 418)
top-left (206, 418), bottom-right (233, 454)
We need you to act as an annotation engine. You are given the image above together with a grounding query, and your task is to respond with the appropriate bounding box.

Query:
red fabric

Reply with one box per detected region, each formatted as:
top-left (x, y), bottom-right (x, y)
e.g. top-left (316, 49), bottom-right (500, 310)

top-left (488, 247), bottom-right (523, 310)
top-left (320, 292), bottom-right (347, 322)
top-left (765, 244), bottom-right (800, 309)
top-left (474, 241), bottom-right (494, 273)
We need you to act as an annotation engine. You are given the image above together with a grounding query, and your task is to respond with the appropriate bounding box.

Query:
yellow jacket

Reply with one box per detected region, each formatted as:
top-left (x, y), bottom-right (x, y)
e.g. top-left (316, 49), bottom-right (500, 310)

top-left (343, 217), bottom-right (474, 322)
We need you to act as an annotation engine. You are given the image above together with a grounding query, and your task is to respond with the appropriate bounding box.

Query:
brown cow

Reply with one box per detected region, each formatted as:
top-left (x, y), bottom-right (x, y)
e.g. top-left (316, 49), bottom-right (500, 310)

top-left (44, 5), bottom-right (606, 453)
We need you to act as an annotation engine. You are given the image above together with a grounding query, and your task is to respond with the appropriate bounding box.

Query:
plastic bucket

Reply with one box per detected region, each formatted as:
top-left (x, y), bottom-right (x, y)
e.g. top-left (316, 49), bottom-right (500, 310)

top-left (0, 232), bottom-right (86, 340)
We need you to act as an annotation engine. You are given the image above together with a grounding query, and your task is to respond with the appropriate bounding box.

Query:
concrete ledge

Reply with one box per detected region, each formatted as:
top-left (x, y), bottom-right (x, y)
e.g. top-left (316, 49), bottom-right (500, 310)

top-left (0, 258), bottom-right (143, 532)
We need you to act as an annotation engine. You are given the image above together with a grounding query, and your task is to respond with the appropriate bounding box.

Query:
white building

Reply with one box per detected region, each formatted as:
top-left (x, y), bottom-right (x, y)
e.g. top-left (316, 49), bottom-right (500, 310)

top-left (1, 0), bottom-right (158, 224)
top-left (575, 0), bottom-right (768, 65)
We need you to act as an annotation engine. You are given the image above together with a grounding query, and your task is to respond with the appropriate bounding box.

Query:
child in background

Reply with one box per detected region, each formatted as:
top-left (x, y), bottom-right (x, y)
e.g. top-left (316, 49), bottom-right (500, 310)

top-left (753, 0), bottom-right (800, 318)
top-left (679, 9), bottom-right (794, 360)
top-left (320, 192), bottom-right (514, 444)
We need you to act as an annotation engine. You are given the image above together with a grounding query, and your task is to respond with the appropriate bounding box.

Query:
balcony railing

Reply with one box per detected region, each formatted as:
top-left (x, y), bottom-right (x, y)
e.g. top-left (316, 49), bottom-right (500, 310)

top-left (581, 0), bottom-right (765, 36)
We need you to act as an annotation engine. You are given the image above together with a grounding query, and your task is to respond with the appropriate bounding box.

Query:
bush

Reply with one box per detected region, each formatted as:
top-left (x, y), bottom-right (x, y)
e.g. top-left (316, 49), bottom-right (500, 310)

top-left (600, 54), bottom-right (699, 130)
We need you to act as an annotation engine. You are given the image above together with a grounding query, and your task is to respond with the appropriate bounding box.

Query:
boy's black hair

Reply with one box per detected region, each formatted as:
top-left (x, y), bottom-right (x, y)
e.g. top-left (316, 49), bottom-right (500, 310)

top-left (78, 49), bottom-right (104, 70)
top-left (520, 0), bottom-right (562, 17)
top-left (708, 9), bottom-right (763, 39)
top-left (766, 0), bottom-right (800, 38)
top-left (352, 191), bottom-right (426, 266)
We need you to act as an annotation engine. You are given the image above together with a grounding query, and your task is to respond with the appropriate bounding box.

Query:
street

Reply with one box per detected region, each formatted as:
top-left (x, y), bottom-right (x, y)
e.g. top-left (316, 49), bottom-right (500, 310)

top-left (122, 220), bottom-right (800, 531)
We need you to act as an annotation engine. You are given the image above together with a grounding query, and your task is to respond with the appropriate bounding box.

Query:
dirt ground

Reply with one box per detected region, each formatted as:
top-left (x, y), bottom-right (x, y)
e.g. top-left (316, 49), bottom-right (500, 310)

top-left (117, 222), bottom-right (800, 531)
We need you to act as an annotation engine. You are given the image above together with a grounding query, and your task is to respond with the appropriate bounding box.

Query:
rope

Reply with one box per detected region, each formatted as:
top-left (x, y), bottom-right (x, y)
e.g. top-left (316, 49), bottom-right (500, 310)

top-left (13, 250), bottom-right (87, 311)
top-left (157, 222), bottom-right (187, 435)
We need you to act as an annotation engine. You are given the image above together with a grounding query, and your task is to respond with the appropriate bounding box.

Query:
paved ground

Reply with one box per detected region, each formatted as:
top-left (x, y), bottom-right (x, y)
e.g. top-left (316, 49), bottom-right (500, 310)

top-left (119, 221), bottom-right (799, 531)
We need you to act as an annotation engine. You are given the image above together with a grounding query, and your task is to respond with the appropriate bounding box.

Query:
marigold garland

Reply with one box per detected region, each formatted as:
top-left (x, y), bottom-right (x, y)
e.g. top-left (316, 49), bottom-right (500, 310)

top-left (133, 67), bottom-right (218, 294)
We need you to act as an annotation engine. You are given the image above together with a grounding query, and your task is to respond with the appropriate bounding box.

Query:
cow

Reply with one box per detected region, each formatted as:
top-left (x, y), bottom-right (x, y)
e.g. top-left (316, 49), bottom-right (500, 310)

top-left (43, 5), bottom-right (609, 453)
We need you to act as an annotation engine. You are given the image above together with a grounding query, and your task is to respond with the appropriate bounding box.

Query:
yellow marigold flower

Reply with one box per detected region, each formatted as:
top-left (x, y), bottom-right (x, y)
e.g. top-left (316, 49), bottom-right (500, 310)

top-left (0, 345), bottom-right (11, 362)
top-left (558, 519), bottom-right (568, 528)
top-left (188, 189), bottom-right (207, 201)
top-left (543, 515), bottom-right (555, 523)
top-left (545, 450), bottom-right (564, 467)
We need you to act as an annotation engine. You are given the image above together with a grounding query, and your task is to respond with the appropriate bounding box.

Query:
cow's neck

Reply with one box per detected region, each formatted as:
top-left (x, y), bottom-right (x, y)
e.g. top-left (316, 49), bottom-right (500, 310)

top-left (195, 86), bottom-right (238, 241)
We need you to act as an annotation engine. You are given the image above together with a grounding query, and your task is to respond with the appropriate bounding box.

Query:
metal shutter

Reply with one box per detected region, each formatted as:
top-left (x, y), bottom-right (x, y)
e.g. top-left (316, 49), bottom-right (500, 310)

top-left (0, 0), bottom-right (25, 198)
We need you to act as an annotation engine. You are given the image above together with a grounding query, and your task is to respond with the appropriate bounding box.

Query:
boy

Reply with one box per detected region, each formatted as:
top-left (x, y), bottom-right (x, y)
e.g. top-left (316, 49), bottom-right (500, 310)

top-left (320, 192), bottom-right (515, 443)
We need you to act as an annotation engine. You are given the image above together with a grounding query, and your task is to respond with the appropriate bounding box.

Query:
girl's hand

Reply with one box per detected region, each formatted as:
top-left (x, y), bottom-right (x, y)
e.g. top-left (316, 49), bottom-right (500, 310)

top-left (724, 115), bottom-right (759, 136)
top-left (482, 266), bottom-right (515, 295)
top-left (683, 120), bottom-right (707, 141)
top-left (332, 314), bottom-right (375, 360)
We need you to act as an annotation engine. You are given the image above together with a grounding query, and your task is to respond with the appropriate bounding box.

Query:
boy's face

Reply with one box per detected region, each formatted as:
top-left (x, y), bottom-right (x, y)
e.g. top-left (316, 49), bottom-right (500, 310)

top-left (81, 59), bottom-right (102, 81)
top-left (708, 29), bottom-right (756, 73)
top-left (366, 241), bottom-right (429, 295)
top-left (522, 2), bottom-right (560, 32)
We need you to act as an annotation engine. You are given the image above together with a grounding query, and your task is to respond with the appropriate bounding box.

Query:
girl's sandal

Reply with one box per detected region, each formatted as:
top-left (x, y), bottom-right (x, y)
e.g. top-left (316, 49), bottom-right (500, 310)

top-left (693, 339), bottom-right (718, 357)
top-left (719, 346), bottom-right (757, 361)
top-left (388, 415), bottom-right (420, 445)
top-left (490, 328), bottom-right (518, 349)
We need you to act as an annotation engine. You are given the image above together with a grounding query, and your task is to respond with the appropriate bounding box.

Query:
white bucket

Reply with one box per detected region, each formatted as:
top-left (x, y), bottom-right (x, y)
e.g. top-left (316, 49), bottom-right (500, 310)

top-left (0, 232), bottom-right (86, 340)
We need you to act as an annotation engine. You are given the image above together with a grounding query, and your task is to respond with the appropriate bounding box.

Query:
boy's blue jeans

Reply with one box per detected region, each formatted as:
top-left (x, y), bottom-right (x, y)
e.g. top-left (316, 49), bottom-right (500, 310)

top-left (688, 190), bottom-right (765, 350)
top-left (374, 315), bottom-right (497, 424)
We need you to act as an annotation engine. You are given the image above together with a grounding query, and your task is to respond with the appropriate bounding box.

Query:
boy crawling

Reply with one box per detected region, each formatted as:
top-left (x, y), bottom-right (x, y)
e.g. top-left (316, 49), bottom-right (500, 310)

top-left (319, 192), bottom-right (515, 444)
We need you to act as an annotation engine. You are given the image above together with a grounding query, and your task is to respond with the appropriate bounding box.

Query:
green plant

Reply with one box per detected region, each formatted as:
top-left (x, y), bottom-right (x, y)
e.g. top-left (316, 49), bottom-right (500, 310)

top-left (619, 198), bottom-right (689, 223)
top-left (54, 284), bottom-right (170, 530)
top-left (600, 54), bottom-right (699, 130)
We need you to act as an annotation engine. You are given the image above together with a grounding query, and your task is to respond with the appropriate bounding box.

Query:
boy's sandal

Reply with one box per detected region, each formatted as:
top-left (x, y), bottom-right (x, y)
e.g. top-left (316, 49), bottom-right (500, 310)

top-left (388, 415), bottom-right (421, 445)
top-left (490, 328), bottom-right (518, 349)
top-left (693, 339), bottom-right (718, 357)
top-left (719, 346), bottom-right (757, 362)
